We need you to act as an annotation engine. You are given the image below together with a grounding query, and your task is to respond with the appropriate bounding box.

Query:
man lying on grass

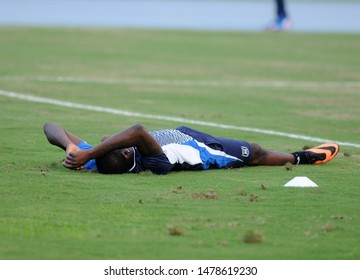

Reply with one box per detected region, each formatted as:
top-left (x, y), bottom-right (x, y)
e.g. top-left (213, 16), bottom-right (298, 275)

top-left (44, 122), bottom-right (339, 174)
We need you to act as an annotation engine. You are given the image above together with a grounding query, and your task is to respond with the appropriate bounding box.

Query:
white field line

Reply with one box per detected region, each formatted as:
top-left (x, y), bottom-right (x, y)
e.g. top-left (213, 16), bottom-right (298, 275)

top-left (1, 89), bottom-right (359, 148)
top-left (1, 75), bottom-right (360, 88)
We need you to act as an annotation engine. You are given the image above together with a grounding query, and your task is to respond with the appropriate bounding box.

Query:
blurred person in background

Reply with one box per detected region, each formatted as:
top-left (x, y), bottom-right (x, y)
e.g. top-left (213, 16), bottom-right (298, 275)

top-left (267, 0), bottom-right (292, 31)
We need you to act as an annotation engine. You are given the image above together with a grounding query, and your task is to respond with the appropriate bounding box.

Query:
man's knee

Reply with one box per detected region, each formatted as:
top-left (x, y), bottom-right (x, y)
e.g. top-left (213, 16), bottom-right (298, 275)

top-left (249, 143), bottom-right (267, 165)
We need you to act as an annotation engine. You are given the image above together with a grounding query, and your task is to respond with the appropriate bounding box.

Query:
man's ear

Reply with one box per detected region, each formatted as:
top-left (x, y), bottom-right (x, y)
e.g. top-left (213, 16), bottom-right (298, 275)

top-left (121, 148), bottom-right (132, 159)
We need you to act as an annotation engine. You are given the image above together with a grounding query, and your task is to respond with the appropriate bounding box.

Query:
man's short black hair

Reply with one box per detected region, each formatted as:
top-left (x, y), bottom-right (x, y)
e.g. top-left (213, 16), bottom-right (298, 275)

top-left (95, 149), bottom-right (129, 174)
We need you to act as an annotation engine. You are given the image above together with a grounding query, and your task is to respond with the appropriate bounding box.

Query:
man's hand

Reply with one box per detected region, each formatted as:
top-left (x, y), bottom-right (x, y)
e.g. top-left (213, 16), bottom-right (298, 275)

top-left (63, 149), bottom-right (90, 170)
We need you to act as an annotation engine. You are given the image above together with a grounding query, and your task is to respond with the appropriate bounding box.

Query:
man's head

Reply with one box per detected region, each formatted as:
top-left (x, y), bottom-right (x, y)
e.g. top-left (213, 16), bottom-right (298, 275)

top-left (95, 148), bottom-right (133, 174)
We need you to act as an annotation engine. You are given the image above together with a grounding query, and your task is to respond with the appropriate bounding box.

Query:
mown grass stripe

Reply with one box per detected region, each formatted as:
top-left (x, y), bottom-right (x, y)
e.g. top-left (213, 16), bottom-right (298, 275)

top-left (1, 75), bottom-right (360, 89)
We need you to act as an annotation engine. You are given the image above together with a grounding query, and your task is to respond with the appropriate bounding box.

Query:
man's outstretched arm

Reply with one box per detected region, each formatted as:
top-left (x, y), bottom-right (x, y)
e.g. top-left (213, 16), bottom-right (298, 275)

top-left (64, 124), bottom-right (163, 169)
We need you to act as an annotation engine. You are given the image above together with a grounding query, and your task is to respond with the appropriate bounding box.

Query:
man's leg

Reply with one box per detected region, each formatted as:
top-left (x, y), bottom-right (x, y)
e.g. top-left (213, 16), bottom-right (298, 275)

top-left (276, 0), bottom-right (287, 18)
top-left (249, 143), bottom-right (294, 166)
top-left (44, 122), bottom-right (84, 150)
top-left (249, 142), bottom-right (339, 166)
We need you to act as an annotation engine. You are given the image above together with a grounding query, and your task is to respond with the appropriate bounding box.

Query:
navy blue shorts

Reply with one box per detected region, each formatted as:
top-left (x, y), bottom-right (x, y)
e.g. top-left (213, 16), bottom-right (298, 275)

top-left (176, 126), bottom-right (252, 167)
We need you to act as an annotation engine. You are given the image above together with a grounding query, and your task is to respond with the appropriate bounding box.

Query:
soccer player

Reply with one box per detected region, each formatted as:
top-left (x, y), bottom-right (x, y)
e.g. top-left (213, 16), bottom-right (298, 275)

top-left (44, 122), bottom-right (339, 175)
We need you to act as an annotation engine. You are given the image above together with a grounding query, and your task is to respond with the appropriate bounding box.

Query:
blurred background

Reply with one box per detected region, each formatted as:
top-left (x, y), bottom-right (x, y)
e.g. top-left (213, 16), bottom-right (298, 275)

top-left (0, 0), bottom-right (359, 33)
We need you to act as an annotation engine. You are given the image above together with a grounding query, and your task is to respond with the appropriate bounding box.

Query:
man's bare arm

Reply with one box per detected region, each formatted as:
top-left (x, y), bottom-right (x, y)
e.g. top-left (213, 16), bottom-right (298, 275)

top-left (64, 124), bottom-right (162, 169)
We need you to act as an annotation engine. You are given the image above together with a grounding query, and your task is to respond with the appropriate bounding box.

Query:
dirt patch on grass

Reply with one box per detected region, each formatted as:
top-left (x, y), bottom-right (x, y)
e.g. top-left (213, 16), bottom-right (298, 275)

top-left (237, 188), bottom-right (247, 196)
top-left (248, 194), bottom-right (259, 202)
top-left (168, 225), bottom-right (186, 236)
top-left (285, 162), bottom-right (294, 171)
top-left (321, 224), bottom-right (338, 232)
top-left (243, 230), bottom-right (263, 243)
top-left (172, 185), bottom-right (183, 193)
top-left (331, 215), bottom-right (350, 220)
top-left (343, 152), bottom-right (351, 157)
top-left (191, 189), bottom-right (219, 200)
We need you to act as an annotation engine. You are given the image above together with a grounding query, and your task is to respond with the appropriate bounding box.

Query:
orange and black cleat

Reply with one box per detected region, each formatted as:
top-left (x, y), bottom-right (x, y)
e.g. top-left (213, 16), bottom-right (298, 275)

top-left (292, 143), bottom-right (339, 165)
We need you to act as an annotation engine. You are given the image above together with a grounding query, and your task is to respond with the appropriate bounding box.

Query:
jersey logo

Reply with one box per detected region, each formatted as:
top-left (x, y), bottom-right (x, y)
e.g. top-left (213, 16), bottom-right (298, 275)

top-left (241, 146), bottom-right (250, 157)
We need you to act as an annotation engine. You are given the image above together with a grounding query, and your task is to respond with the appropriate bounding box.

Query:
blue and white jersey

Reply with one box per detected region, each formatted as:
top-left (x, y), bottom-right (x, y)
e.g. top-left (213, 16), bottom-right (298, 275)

top-left (129, 129), bottom-right (194, 174)
top-left (129, 126), bottom-right (252, 174)
top-left (150, 129), bottom-right (193, 146)
top-left (162, 139), bottom-right (244, 171)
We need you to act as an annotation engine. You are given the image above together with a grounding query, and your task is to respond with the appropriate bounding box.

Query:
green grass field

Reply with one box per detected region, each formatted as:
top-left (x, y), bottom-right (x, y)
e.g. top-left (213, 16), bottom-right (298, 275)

top-left (0, 26), bottom-right (359, 260)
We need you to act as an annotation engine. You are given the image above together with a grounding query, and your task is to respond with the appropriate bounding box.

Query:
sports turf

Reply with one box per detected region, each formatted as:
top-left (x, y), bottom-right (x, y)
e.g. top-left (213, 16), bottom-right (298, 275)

top-left (0, 26), bottom-right (359, 260)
